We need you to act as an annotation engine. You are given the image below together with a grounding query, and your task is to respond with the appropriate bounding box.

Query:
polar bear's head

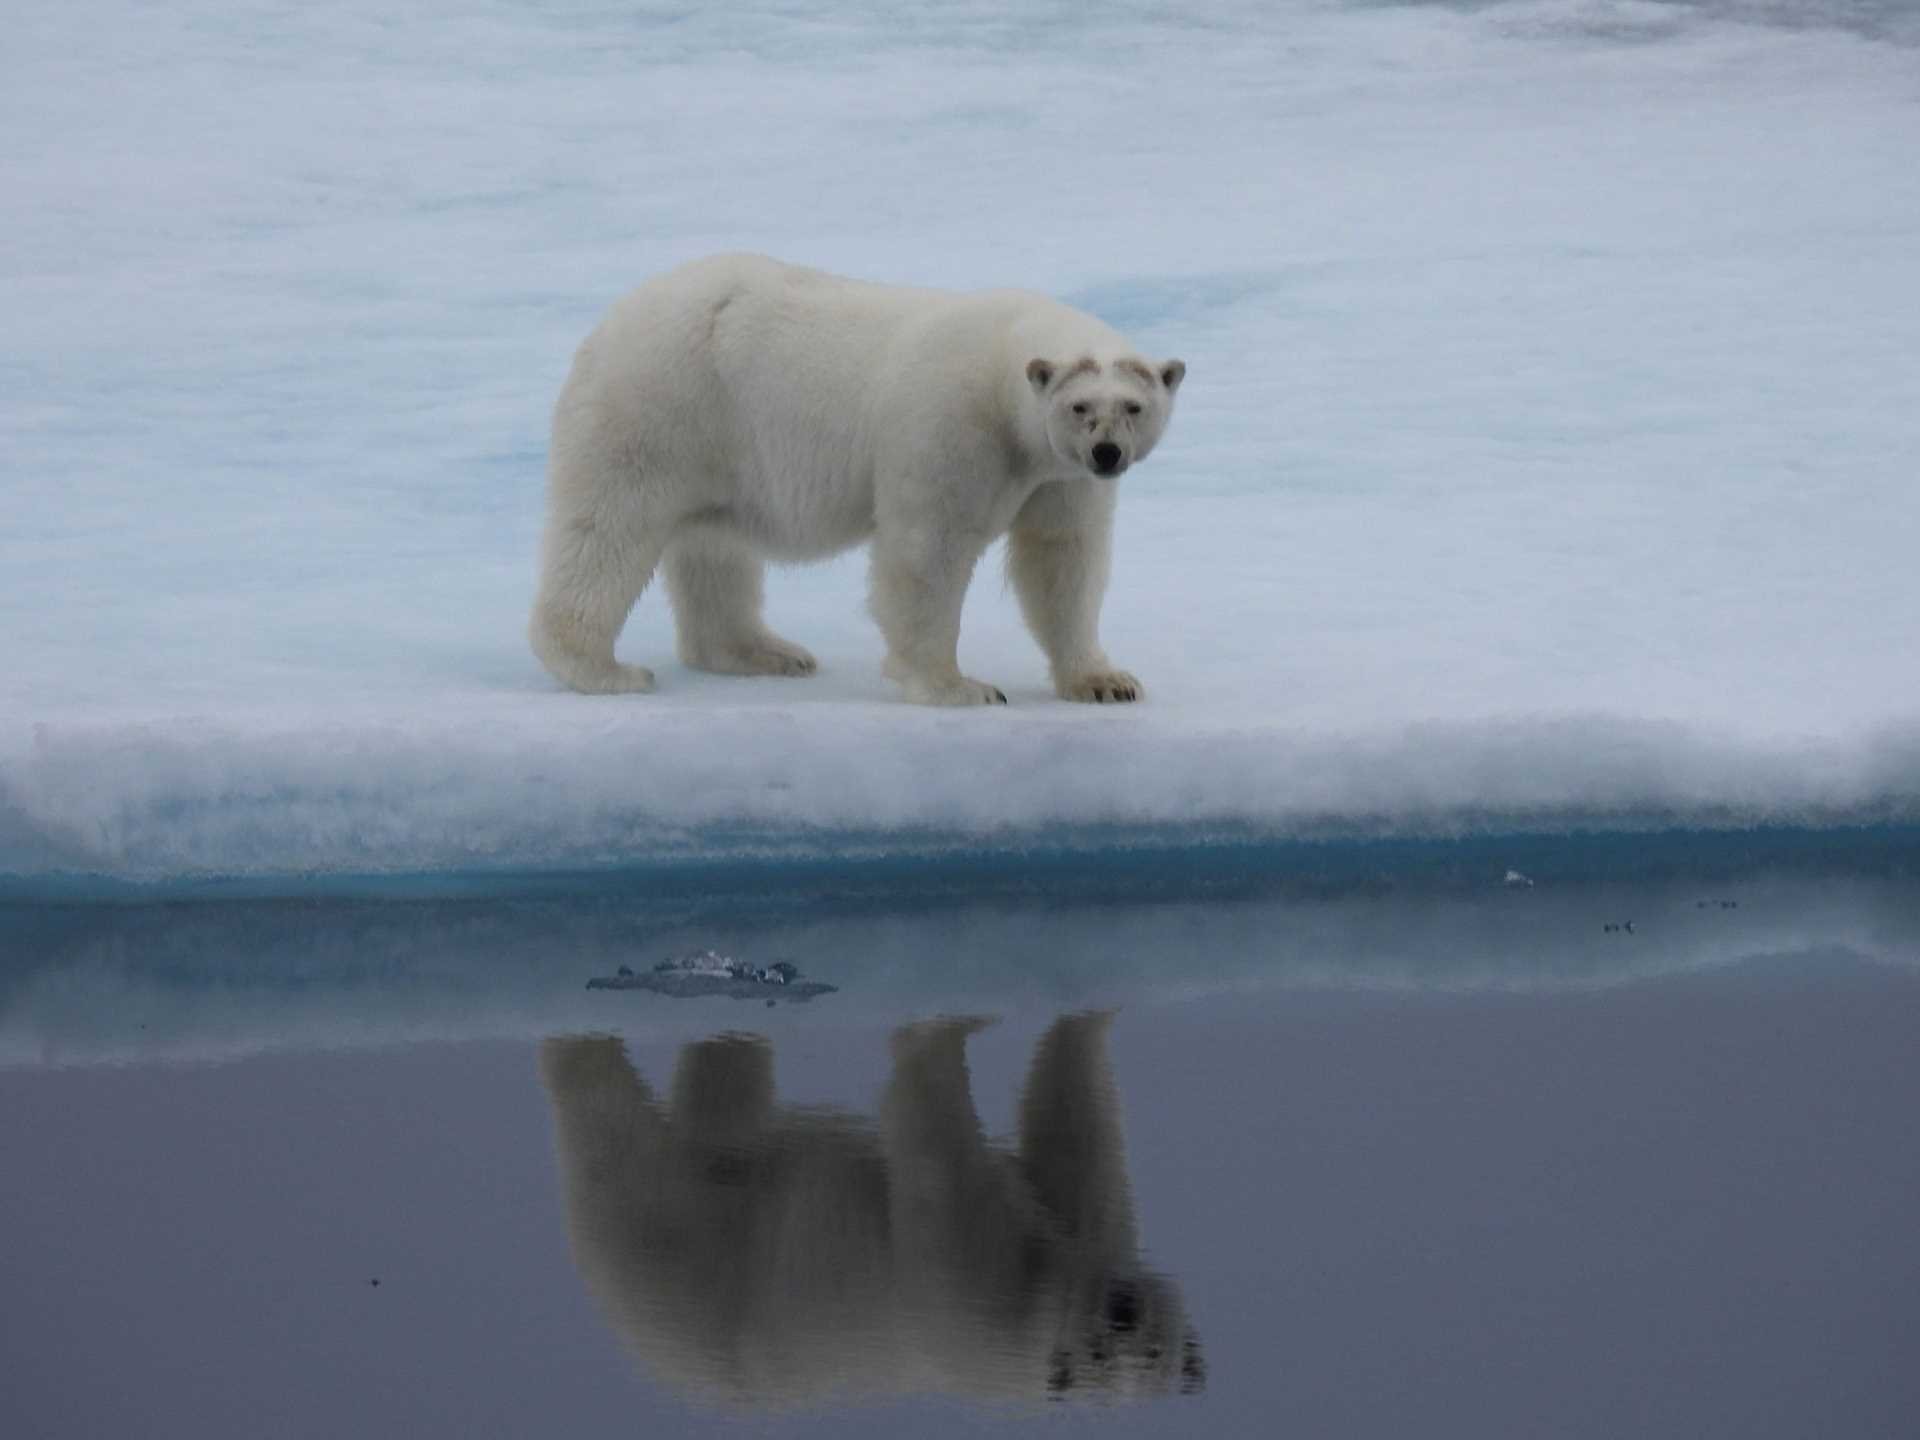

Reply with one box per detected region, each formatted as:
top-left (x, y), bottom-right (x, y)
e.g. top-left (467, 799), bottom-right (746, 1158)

top-left (1026, 355), bottom-right (1186, 480)
top-left (1045, 1271), bottom-right (1208, 1402)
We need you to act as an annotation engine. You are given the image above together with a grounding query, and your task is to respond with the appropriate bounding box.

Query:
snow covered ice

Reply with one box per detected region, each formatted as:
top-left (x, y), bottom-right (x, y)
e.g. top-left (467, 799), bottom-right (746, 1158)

top-left (4, 0), bottom-right (1919, 892)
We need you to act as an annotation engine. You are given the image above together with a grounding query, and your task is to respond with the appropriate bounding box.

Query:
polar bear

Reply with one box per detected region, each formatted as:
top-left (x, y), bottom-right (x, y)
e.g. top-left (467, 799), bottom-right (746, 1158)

top-left (539, 1014), bottom-right (1205, 1408)
top-left (529, 254), bottom-right (1185, 705)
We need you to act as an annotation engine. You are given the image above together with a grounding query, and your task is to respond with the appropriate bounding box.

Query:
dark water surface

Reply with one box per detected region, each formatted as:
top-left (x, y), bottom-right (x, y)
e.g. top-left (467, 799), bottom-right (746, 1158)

top-left (4, 876), bottom-right (1919, 1437)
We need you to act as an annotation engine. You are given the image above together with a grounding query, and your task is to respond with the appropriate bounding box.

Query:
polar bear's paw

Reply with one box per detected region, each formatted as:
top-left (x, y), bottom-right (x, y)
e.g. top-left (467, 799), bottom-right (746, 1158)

top-left (891, 1014), bottom-right (998, 1060)
top-left (746, 638), bottom-right (819, 677)
top-left (1060, 670), bottom-right (1144, 704)
top-left (686, 632), bottom-right (819, 678)
top-left (897, 674), bottom-right (1009, 706)
top-left (561, 660), bottom-right (658, 695)
top-left (883, 654), bottom-right (1007, 706)
top-left (538, 1035), bottom-right (638, 1092)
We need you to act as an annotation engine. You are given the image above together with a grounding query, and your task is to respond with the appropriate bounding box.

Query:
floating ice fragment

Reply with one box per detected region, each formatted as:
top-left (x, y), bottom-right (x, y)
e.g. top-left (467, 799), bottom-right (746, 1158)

top-left (653, 948), bottom-right (737, 976)
top-left (590, 952), bottom-right (836, 1002)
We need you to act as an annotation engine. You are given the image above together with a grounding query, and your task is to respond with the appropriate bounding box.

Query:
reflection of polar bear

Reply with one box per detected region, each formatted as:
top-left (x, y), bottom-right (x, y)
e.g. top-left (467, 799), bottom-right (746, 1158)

top-left (539, 1014), bottom-right (1204, 1409)
top-left (528, 254), bottom-right (1185, 705)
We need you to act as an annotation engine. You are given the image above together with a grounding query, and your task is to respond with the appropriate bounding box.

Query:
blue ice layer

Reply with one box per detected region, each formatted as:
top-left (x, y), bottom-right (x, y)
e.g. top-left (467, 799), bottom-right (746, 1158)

top-left (3, 817), bottom-right (1918, 906)
top-left (4, 856), bottom-right (1917, 1068)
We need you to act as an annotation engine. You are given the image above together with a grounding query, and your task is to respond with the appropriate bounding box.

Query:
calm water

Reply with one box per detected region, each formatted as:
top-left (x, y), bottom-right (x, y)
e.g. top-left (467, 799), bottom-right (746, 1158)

top-left (5, 876), bottom-right (1919, 1437)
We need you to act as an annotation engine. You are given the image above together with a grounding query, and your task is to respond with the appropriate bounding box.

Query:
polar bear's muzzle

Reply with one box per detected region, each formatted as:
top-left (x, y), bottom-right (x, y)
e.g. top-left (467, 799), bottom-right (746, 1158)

top-left (1090, 441), bottom-right (1126, 477)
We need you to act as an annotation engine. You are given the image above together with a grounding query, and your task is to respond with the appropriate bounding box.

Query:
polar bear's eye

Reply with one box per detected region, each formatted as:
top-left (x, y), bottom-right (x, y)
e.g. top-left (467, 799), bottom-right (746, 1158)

top-left (1070, 403), bottom-right (1089, 416)
top-left (1125, 402), bottom-right (1143, 415)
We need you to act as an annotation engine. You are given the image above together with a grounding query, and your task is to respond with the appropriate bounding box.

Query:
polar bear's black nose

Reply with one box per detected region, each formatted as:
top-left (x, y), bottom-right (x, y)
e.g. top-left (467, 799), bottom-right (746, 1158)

top-left (1091, 442), bottom-right (1122, 474)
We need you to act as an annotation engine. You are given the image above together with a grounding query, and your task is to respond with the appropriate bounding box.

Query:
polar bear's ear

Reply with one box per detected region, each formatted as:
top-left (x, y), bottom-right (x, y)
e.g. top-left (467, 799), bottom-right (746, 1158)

top-left (1026, 359), bottom-right (1057, 395)
top-left (1159, 359), bottom-right (1187, 393)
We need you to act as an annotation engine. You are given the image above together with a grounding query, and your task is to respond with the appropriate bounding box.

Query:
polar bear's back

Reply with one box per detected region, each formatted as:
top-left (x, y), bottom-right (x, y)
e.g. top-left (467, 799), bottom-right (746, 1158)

top-left (605, 253), bottom-right (954, 372)
top-left (574, 254), bottom-right (961, 461)
top-left (598, 253), bottom-right (1123, 395)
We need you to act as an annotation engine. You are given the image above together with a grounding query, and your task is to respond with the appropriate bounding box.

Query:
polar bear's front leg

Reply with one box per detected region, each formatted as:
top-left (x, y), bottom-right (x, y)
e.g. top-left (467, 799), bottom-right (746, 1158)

top-left (869, 524), bottom-right (1006, 706)
top-left (1008, 493), bottom-right (1144, 704)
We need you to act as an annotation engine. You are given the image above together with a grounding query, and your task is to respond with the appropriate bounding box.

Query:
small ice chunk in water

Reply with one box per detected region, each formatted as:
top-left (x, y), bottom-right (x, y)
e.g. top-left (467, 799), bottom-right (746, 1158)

top-left (592, 951), bottom-right (835, 1001)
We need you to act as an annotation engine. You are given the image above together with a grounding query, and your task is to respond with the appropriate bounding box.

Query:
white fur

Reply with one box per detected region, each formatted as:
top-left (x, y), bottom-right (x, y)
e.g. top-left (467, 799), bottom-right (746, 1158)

top-left (529, 254), bottom-right (1185, 705)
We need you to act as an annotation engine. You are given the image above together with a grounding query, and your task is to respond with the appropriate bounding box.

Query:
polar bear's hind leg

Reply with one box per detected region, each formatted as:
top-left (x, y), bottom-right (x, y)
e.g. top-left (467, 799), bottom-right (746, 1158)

top-left (529, 489), bottom-right (667, 695)
top-left (665, 528), bottom-right (818, 677)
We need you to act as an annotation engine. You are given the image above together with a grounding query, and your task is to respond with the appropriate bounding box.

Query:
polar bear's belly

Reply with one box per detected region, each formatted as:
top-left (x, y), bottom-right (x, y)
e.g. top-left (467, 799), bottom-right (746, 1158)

top-left (717, 455), bottom-right (879, 564)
